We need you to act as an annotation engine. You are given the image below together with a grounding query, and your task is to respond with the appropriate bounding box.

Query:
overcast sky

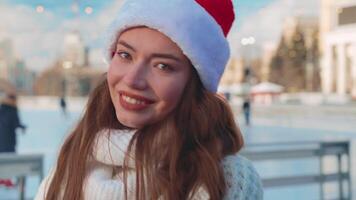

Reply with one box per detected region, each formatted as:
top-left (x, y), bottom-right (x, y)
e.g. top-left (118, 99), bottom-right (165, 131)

top-left (0, 0), bottom-right (319, 72)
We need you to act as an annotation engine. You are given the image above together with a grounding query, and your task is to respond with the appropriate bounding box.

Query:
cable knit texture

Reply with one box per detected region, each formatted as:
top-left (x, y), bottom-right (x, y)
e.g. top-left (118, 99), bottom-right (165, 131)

top-left (35, 129), bottom-right (263, 200)
top-left (222, 156), bottom-right (263, 200)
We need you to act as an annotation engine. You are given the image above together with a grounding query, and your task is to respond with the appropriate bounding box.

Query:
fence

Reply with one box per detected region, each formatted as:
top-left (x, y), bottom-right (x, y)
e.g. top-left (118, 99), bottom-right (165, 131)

top-left (0, 153), bottom-right (43, 200)
top-left (0, 141), bottom-right (352, 199)
top-left (241, 140), bottom-right (352, 200)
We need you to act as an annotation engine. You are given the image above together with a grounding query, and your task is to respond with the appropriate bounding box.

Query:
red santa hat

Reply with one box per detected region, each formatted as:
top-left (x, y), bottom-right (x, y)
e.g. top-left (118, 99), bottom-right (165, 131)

top-left (104, 0), bottom-right (235, 92)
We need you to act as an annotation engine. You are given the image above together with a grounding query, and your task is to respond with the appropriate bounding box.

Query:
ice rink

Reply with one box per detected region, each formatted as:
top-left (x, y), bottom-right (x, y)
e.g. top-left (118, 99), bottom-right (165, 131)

top-left (1, 99), bottom-right (356, 200)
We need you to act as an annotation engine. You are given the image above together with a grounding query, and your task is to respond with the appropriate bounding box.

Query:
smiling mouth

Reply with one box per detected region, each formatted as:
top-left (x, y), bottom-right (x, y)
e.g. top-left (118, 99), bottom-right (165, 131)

top-left (118, 91), bottom-right (155, 111)
top-left (122, 94), bottom-right (147, 105)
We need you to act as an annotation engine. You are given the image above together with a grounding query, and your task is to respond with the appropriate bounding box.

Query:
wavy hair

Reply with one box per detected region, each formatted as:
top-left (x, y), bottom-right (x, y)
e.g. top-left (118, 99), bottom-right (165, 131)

top-left (45, 68), bottom-right (243, 200)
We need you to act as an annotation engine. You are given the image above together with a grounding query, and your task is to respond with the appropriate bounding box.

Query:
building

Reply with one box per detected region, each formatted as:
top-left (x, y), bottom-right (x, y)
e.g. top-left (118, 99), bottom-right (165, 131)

top-left (34, 31), bottom-right (105, 96)
top-left (220, 57), bottom-right (244, 85)
top-left (320, 0), bottom-right (356, 98)
top-left (63, 31), bottom-right (86, 67)
top-left (0, 38), bottom-right (15, 80)
top-left (0, 38), bottom-right (35, 94)
top-left (11, 60), bottom-right (36, 94)
top-left (33, 60), bottom-right (105, 96)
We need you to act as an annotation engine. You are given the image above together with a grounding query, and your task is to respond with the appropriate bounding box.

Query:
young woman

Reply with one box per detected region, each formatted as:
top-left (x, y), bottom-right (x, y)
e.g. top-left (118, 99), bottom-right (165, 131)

top-left (35, 0), bottom-right (263, 199)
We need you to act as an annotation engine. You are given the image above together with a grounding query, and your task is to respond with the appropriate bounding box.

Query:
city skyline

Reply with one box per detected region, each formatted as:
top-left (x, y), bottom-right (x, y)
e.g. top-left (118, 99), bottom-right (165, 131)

top-left (0, 0), bottom-right (318, 72)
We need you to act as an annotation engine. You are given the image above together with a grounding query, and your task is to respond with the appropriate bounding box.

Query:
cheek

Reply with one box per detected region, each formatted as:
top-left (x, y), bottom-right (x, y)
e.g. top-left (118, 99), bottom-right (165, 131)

top-left (107, 63), bottom-right (123, 99)
top-left (155, 78), bottom-right (187, 108)
top-left (107, 66), bottom-right (115, 92)
top-left (156, 69), bottom-right (191, 109)
top-left (107, 62), bottom-right (123, 87)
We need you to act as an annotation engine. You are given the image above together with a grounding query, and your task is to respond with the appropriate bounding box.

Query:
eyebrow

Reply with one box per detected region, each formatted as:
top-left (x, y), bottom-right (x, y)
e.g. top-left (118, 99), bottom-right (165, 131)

top-left (151, 53), bottom-right (182, 62)
top-left (117, 40), bottom-right (183, 63)
top-left (117, 41), bottom-right (136, 52)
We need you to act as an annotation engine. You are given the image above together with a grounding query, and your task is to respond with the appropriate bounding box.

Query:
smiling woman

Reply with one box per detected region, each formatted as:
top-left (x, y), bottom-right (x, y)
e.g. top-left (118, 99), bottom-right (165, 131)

top-left (108, 27), bottom-right (192, 128)
top-left (34, 0), bottom-right (263, 200)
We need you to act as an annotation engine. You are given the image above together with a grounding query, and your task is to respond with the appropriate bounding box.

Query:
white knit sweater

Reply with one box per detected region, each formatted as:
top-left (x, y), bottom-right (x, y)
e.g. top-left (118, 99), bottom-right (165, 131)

top-left (35, 129), bottom-right (263, 200)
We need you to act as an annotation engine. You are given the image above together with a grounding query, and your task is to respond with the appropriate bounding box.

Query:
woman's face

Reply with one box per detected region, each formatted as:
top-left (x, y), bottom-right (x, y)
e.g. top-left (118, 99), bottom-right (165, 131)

top-left (107, 27), bottom-right (192, 128)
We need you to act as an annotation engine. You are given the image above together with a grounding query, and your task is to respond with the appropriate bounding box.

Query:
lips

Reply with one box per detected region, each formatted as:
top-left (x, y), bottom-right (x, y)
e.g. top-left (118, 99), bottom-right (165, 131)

top-left (118, 91), bottom-right (155, 111)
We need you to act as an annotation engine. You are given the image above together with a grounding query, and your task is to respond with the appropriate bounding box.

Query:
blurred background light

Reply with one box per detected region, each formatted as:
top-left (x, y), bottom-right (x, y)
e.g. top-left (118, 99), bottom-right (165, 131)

top-left (36, 5), bottom-right (44, 13)
top-left (84, 6), bottom-right (93, 15)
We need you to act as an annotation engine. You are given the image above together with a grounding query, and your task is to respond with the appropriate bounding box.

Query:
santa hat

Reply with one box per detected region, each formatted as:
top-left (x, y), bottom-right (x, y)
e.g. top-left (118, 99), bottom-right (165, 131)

top-left (104, 0), bottom-right (235, 92)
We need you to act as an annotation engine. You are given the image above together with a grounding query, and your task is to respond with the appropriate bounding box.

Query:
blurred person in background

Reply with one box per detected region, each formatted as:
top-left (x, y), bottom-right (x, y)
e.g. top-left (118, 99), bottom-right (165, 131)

top-left (35, 0), bottom-right (263, 199)
top-left (59, 96), bottom-right (67, 117)
top-left (242, 98), bottom-right (251, 126)
top-left (0, 93), bottom-right (26, 153)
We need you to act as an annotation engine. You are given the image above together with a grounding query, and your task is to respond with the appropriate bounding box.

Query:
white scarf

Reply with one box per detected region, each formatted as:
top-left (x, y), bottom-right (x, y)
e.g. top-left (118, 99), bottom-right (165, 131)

top-left (35, 129), bottom-right (138, 200)
top-left (92, 129), bottom-right (136, 167)
top-left (85, 129), bottom-right (209, 200)
top-left (36, 129), bottom-right (262, 200)
top-left (83, 129), bottom-right (137, 200)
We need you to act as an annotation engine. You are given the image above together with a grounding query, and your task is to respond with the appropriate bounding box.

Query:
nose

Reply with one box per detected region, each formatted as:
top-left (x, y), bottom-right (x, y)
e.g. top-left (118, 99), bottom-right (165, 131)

top-left (122, 62), bottom-right (148, 90)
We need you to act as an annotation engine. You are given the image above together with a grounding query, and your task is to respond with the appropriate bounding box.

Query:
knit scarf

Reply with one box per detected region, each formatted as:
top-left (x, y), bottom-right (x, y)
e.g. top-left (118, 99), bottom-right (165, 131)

top-left (85, 129), bottom-right (209, 200)
top-left (92, 129), bottom-right (136, 167)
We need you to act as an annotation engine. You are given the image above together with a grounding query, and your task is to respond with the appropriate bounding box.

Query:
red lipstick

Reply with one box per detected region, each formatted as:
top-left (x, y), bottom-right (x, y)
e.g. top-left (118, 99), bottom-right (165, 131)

top-left (118, 91), bottom-right (155, 111)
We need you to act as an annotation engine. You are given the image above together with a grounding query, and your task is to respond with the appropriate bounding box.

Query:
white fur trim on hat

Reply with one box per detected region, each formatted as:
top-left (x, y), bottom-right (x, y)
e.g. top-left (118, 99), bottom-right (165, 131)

top-left (103, 0), bottom-right (230, 92)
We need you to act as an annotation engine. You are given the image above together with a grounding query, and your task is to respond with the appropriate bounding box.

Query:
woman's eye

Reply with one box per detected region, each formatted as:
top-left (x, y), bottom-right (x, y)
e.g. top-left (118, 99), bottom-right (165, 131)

top-left (117, 52), bottom-right (131, 60)
top-left (156, 63), bottom-right (172, 71)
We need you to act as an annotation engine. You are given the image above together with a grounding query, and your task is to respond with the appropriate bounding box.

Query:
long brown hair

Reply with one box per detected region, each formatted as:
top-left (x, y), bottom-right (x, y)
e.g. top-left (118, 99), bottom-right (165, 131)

top-left (45, 68), bottom-right (243, 200)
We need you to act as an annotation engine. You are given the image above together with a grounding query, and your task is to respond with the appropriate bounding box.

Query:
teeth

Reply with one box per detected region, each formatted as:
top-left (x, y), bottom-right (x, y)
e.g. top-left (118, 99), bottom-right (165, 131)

top-left (122, 95), bottom-right (146, 105)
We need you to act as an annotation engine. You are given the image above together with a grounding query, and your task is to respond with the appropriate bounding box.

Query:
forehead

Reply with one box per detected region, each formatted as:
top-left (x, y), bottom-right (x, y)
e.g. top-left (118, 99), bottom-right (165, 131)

top-left (117, 27), bottom-right (185, 54)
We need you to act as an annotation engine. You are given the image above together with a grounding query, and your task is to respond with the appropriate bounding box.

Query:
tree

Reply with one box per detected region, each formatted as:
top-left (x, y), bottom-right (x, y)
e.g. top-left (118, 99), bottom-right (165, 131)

top-left (269, 25), bottom-right (308, 92)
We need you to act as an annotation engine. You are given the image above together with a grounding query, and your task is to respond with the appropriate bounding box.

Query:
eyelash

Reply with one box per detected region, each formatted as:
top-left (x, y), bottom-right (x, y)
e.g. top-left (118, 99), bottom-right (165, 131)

top-left (156, 63), bottom-right (173, 72)
top-left (116, 51), bottom-right (132, 60)
top-left (116, 51), bottom-right (174, 72)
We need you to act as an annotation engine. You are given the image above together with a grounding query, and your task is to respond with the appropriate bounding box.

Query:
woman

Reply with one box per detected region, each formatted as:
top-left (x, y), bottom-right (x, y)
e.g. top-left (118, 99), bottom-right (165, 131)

top-left (35, 0), bottom-right (263, 199)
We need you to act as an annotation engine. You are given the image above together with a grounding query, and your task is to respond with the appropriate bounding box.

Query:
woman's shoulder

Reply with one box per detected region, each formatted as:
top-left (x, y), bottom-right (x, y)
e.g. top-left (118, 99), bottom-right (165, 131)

top-left (221, 154), bottom-right (263, 200)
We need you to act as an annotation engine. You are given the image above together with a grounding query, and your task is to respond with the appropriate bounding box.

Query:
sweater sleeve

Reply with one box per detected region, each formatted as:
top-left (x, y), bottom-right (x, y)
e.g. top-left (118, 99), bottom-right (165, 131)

top-left (222, 155), bottom-right (263, 200)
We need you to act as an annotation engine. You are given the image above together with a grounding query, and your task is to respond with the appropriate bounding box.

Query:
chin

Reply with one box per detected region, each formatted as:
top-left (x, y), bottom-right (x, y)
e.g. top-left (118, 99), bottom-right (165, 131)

top-left (124, 122), bottom-right (142, 129)
top-left (116, 115), bottom-right (143, 129)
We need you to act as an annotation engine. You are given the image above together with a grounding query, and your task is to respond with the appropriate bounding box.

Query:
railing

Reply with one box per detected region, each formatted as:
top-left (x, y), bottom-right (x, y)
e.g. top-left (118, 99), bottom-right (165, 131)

top-left (0, 153), bottom-right (43, 200)
top-left (241, 141), bottom-right (352, 200)
top-left (0, 142), bottom-right (351, 199)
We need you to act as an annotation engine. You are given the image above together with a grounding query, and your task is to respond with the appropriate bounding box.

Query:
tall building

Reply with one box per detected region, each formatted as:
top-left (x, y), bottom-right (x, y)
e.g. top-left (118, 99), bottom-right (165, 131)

top-left (0, 38), bottom-right (36, 94)
top-left (63, 31), bottom-right (86, 67)
top-left (9, 60), bottom-right (36, 94)
top-left (34, 28), bottom-right (106, 96)
top-left (320, 0), bottom-right (356, 98)
top-left (0, 38), bottom-right (15, 80)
